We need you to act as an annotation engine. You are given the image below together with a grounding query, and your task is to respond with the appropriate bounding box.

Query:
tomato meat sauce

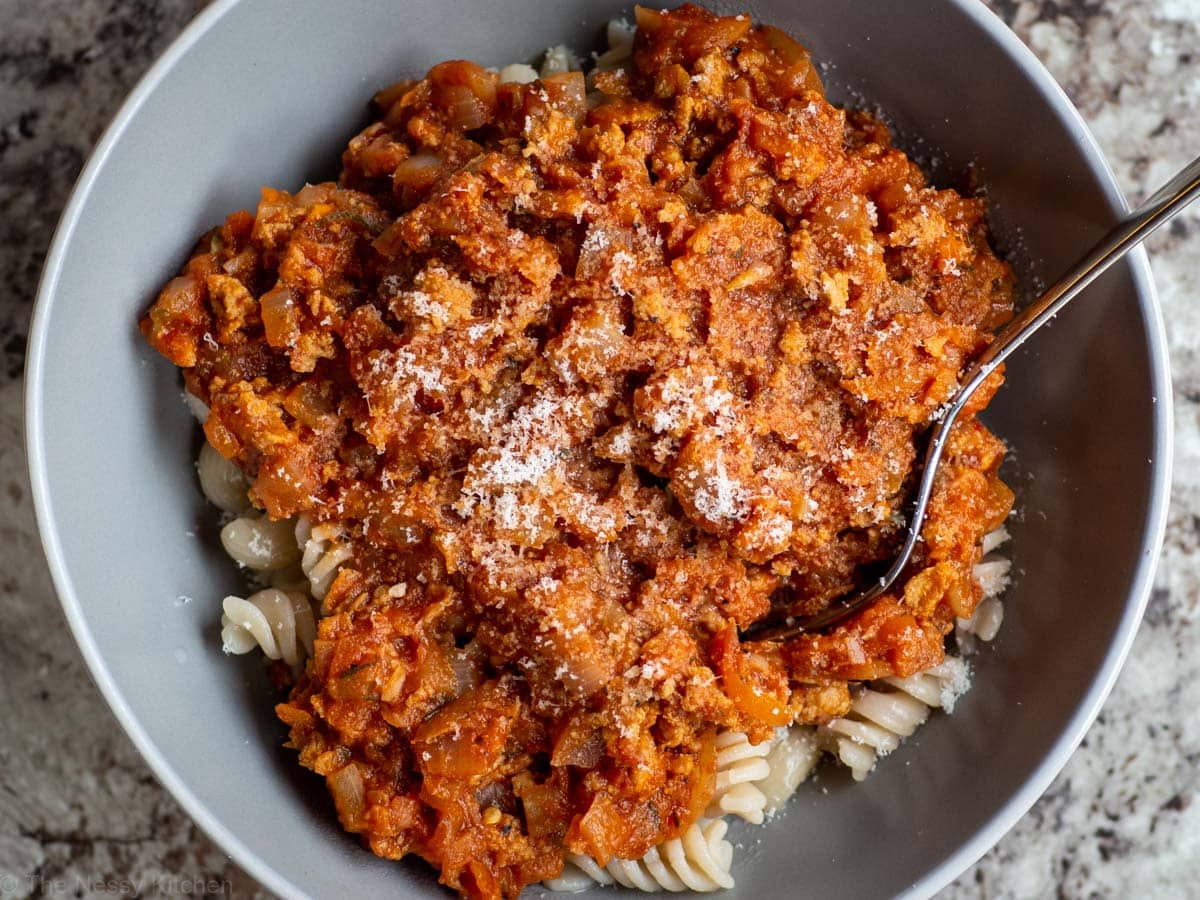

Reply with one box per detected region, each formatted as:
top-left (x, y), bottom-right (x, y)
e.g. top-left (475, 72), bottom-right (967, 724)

top-left (142, 5), bottom-right (1015, 897)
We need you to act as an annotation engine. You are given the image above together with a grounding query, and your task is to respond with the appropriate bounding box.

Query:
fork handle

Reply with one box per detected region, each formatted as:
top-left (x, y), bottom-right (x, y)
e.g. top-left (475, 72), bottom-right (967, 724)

top-left (975, 153), bottom-right (1200, 381)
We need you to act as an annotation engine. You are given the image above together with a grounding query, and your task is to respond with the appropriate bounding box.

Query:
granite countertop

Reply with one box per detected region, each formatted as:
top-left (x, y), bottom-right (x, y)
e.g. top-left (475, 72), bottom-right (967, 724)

top-left (1, 1), bottom-right (1197, 897)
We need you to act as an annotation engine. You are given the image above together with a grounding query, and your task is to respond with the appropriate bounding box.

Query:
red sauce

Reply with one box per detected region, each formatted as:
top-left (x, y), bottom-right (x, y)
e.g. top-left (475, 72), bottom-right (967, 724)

top-left (142, 6), bottom-right (1015, 897)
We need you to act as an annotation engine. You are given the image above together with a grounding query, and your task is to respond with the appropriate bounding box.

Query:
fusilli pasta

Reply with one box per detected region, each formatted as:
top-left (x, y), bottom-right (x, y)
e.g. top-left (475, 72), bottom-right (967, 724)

top-left (295, 516), bottom-right (354, 600)
top-left (497, 63), bottom-right (538, 84)
top-left (220, 588), bottom-right (316, 668)
top-left (756, 726), bottom-right (821, 815)
top-left (196, 442), bottom-right (252, 515)
top-left (548, 726), bottom-right (822, 893)
top-left (819, 657), bottom-right (971, 781)
top-left (705, 731), bottom-right (772, 825)
top-left (594, 18), bottom-right (635, 71)
top-left (957, 526), bottom-right (1011, 650)
top-left (220, 513), bottom-right (301, 572)
top-left (182, 390), bottom-right (209, 423)
top-left (546, 819), bottom-right (735, 893)
top-left (540, 44), bottom-right (583, 77)
top-left (268, 562), bottom-right (311, 593)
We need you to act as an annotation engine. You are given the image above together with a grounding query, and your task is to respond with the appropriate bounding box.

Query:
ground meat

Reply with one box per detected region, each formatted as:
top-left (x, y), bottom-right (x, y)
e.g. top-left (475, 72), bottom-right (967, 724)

top-left (142, 6), bottom-right (1014, 898)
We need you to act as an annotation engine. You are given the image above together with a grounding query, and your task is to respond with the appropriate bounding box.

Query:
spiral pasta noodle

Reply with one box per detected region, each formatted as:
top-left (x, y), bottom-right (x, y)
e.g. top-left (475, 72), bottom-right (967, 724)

top-left (220, 513), bottom-right (301, 572)
top-left (755, 726), bottom-right (821, 815)
top-left (295, 516), bottom-right (354, 600)
top-left (594, 17), bottom-right (635, 71)
top-left (545, 819), bottom-right (735, 893)
top-left (957, 526), bottom-right (1011, 650)
top-left (819, 657), bottom-right (971, 781)
top-left (195, 443), bottom-right (252, 514)
top-left (220, 588), bottom-right (316, 668)
top-left (182, 390), bottom-right (210, 424)
top-left (705, 731), bottom-right (773, 825)
top-left (546, 727), bottom-right (822, 893)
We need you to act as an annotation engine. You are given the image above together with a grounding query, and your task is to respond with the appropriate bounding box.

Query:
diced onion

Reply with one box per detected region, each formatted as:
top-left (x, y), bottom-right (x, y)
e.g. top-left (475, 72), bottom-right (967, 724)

top-left (329, 763), bottom-right (366, 826)
top-left (260, 284), bottom-right (300, 349)
top-left (393, 152), bottom-right (445, 193)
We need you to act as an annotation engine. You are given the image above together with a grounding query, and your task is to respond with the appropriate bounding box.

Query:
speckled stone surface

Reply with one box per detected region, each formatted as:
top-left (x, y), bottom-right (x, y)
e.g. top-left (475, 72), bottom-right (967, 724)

top-left (1, 1), bottom-right (1197, 898)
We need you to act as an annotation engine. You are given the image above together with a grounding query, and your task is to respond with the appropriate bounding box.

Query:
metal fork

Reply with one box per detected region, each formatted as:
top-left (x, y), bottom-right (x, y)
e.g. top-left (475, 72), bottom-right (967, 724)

top-left (744, 153), bottom-right (1200, 643)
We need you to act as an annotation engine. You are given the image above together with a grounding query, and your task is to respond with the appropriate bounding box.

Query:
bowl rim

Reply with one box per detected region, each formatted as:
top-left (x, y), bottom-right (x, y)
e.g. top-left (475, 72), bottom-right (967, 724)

top-left (24, 1), bottom-right (1172, 898)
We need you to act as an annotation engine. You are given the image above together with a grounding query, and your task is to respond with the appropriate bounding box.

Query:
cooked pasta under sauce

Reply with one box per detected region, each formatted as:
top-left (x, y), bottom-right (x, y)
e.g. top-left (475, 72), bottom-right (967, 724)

top-left (142, 6), bottom-right (1016, 897)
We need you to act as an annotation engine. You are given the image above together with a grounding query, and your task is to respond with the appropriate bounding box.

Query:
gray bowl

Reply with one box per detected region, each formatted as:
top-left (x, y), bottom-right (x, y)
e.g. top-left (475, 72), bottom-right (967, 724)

top-left (26, 1), bottom-right (1171, 898)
